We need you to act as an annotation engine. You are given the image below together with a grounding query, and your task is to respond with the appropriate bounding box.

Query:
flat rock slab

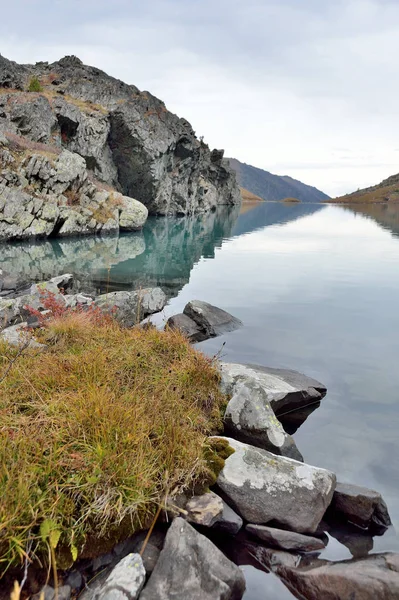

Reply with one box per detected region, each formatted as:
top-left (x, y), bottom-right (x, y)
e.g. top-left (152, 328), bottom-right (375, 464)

top-left (215, 437), bottom-right (336, 534)
top-left (140, 518), bottom-right (246, 600)
top-left (220, 362), bottom-right (326, 417)
top-left (183, 300), bottom-right (242, 339)
top-left (277, 552), bottom-right (399, 600)
top-left (224, 379), bottom-right (303, 461)
top-left (329, 482), bottom-right (391, 531)
top-left (246, 524), bottom-right (325, 553)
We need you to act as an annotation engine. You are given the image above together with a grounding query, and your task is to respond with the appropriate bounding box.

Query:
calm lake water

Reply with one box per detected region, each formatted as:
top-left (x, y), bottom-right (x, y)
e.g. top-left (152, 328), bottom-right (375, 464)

top-left (2, 200), bottom-right (399, 598)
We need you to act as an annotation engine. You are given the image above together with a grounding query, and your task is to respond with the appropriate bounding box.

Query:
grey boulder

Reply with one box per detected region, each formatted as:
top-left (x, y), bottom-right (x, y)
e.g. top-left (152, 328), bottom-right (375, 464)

top-left (328, 482), bottom-right (391, 531)
top-left (183, 300), bottom-right (242, 339)
top-left (140, 518), bottom-right (246, 600)
top-left (277, 552), bottom-right (399, 600)
top-left (80, 554), bottom-right (146, 600)
top-left (166, 313), bottom-right (206, 342)
top-left (94, 288), bottom-right (166, 326)
top-left (215, 437), bottom-right (336, 534)
top-left (223, 379), bottom-right (303, 461)
top-left (246, 524), bottom-right (326, 553)
top-left (220, 362), bottom-right (326, 420)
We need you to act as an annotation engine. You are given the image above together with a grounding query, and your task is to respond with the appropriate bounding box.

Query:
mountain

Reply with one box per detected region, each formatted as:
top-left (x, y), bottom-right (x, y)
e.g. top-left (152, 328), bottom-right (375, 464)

top-left (331, 173), bottom-right (399, 203)
top-left (0, 55), bottom-right (240, 242)
top-left (228, 158), bottom-right (329, 203)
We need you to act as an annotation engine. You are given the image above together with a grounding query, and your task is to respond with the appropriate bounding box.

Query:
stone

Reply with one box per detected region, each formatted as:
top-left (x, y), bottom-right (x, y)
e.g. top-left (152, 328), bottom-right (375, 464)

top-left (119, 196), bottom-right (148, 230)
top-left (186, 491), bottom-right (224, 527)
top-left (219, 362), bottom-right (326, 420)
top-left (49, 273), bottom-right (74, 290)
top-left (277, 552), bottom-right (399, 600)
top-left (94, 288), bottom-right (166, 327)
top-left (328, 482), bottom-right (391, 531)
top-left (183, 300), bottom-right (242, 339)
top-left (246, 524), bottom-right (326, 553)
top-left (223, 379), bottom-right (303, 461)
top-left (0, 322), bottom-right (46, 348)
top-left (166, 313), bottom-right (206, 342)
top-left (98, 554), bottom-right (145, 600)
top-left (0, 298), bottom-right (18, 326)
top-left (140, 518), bottom-right (245, 600)
top-left (215, 437), bottom-right (336, 534)
top-left (32, 585), bottom-right (71, 600)
top-left (65, 570), bottom-right (83, 591)
top-left (212, 499), bottom-right (243, 535)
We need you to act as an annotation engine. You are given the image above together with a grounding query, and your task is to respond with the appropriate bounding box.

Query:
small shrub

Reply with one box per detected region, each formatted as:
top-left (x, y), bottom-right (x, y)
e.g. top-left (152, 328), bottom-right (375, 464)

top-left (27, 76), bottom-right (43, 93)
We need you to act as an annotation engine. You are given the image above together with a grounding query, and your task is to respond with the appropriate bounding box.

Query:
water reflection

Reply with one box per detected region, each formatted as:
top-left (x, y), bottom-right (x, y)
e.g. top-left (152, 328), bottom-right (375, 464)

top-left (344, 202), bottom-right (399, 238)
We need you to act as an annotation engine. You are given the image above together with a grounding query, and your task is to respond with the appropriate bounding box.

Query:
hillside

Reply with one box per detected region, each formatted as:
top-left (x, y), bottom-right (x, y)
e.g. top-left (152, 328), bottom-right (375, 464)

top-left (228, 158), bottom-right (329, 203)
top-left (240, 187), bottom-right (264, 202)
top-left (331, 173), bottom-right (399, 204)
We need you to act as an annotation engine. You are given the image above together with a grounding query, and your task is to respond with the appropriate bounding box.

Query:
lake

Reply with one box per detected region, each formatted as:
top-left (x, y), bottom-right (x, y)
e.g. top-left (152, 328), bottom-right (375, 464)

top-left (2, 200), bottom-right (399, 598)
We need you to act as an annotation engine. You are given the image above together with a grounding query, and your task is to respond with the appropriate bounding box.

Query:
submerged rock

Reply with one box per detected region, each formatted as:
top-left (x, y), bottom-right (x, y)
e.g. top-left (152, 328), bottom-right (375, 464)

top-left (215, 437), bottom-right (336, 534)
top-left (246, 524), bottom-right (326, 553)
top-left (328, 482), bottom-right (391, 531)
top-left (220, 362), bottom-right (326, 422)
top-left (223, 379), bottom-right (303, 461)
top-left (277, 552), bottom-right (399, 600)
top-left (140, 518), bottom-right (246, 599)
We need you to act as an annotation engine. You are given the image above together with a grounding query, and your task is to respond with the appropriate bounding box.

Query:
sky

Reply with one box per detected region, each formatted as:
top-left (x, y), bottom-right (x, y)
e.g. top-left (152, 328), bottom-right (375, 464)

top-left (2, 0), bottom-right (399, 197)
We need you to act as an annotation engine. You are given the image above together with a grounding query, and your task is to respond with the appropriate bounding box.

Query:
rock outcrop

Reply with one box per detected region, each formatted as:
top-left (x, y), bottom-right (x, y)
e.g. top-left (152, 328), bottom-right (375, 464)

top-left (167, 300), bottom-right (242, 342)
top-left (0, 54), bottom-right (240, 241)
top-left (215, 437), bottom-right (336, 534)
top-left (140, 518), bottom-right (246, 600)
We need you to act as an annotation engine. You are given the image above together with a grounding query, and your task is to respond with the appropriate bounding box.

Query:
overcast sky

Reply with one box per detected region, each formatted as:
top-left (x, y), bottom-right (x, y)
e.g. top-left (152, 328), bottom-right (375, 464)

top-left (2, 0), bottom-right (399, 196)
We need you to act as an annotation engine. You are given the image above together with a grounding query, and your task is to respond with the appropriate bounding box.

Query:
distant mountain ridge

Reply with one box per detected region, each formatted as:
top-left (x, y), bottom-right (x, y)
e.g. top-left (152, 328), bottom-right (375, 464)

top-left (331, 172), bottom-right (399, 203)
top-left (228, 158), bottom-right (329, 203)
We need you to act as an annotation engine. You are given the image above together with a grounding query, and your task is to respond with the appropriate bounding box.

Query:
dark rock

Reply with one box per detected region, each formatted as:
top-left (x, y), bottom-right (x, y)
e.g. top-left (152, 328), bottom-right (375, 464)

top-left (215, 437), bottom-right (336, 534)
top-left (328, 482), bottom-right (391, 531)
top-left (32, 585), bottom-right (71, 600)
top-left (140, 518), bottom-right (246, 600)
top-left (223, 379), bottom-right (303, 461)
top-left (183, 300), bottom-right (242, 339)
top-left (277, 552), bottom-right (399, 600)
top-left (212, 499), bottom-right (243, 535)
top-left (166, 313), bottom-right (206, 342)
top-left (220, 362), bottom-right (326, 423)
top-left (246, 524), bottom-right (326, 553)
top-left (65, 570), bottom-right (83, 591)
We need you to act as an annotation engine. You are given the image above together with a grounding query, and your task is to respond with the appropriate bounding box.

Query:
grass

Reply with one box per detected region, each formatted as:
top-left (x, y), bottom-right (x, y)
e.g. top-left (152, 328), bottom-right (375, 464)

top-left (0, 312), bottom-right (228, 573)
top-left (240, 187), bottom-right (264, 202)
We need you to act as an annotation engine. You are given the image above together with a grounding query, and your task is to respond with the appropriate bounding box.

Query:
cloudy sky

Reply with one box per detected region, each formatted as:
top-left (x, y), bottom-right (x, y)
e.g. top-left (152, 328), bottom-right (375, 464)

top-left (3, 0), bottom-right (399, 196)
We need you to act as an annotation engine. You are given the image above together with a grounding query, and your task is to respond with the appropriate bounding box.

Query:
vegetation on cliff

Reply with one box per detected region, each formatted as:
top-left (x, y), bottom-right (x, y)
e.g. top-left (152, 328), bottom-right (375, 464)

top-left (0, 312), bottom-right (227, 572)
top-left (330, 173), bottom-right (399, 204)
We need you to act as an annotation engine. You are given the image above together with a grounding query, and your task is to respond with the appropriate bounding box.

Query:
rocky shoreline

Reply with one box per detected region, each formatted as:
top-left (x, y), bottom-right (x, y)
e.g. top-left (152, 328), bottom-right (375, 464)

top-left (1, 274), bottom-right (397, 599)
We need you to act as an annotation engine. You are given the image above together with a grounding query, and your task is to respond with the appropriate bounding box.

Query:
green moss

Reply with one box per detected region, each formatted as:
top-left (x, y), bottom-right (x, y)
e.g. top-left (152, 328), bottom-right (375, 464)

top-left (197, 437), bottom-right (235, 493)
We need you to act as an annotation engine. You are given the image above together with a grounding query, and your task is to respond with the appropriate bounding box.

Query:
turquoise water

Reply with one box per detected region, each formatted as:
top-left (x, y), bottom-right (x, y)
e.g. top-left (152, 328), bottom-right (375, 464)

top-left (2, 200), bottom-right (399, 598)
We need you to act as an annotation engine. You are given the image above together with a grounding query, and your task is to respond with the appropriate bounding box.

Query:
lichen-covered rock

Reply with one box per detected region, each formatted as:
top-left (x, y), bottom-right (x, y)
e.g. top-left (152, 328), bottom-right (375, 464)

top-left (223, 379), bottom-right (303, 461)
top-left (140, 518), bottom-right (246, 600)
top-left (219, 362), bottom-right (327, 419)
top-left (119, 196), bottom-right (148, 230)
top-left (186, 491), bottom-right (224, 527)
top-left (215, 437), bottom-right (336, 534)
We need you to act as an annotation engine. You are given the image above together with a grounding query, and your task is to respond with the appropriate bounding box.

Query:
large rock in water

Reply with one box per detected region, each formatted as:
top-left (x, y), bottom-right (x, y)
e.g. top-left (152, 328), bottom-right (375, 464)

top-left (94, 288), bottom-right (166, 326)
top-left (220, 362), bottom-right (326, 420)
top-left (215, 437), bottom-right (336, 533)
top-left (328, 482), bottom-right (391, 531)
top-left (277, 553), bottom-right (399, 600)
top-left (223, 378), bottom-right (303, 461)
top-left (170, 300), bottom-right (242, 341)
top-left (0, 55), bottom-right (240, 218)
top-left (140, 518), bottom-right (246, 600)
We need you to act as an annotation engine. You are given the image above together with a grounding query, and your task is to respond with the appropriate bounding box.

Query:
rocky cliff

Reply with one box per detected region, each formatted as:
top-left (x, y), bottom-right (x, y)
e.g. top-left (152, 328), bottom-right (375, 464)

top-left (0, 55), bottom-right (240, 241)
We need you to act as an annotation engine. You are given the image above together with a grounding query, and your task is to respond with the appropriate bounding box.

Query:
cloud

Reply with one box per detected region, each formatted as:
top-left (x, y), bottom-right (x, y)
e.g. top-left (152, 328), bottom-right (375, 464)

top-left (2, 0), bottom-right (399, 195)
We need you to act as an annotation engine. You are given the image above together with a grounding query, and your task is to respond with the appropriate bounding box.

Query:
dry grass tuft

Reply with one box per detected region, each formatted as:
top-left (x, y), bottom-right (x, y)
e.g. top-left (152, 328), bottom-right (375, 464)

top-left (0, 314), bottom-right (226, 571)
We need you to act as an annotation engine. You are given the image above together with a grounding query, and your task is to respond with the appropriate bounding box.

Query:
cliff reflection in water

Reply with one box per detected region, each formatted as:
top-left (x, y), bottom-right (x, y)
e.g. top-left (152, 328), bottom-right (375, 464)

top-left (0, 204), bottom-right (241, 298)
